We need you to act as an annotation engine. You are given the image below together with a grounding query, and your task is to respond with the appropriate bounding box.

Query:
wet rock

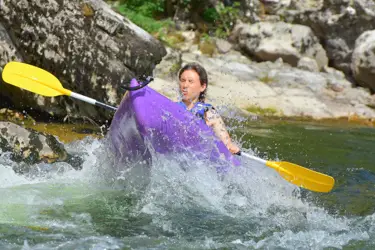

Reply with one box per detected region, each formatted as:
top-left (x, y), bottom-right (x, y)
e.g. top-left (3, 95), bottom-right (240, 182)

top-left (0, 0), bottom-right (166, 122)
top-left (0, 121), bottom-right (67, 166)
top-left (0, 108), bottom-right (36, 125)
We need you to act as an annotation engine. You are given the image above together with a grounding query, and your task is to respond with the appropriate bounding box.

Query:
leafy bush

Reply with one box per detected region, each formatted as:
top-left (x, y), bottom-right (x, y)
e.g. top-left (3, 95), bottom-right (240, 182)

top-left (203, 2), bottom-right (240, 38)
top-left (116, 5), bottom-right (172, 34)
top-left (118, 0), bottom-right (165, 17)
top-left (203, 7), bottom-right (220, 23)
top-left (215, 2), bottom-right (240, 36)
top-left (111, 0), bottom-right (241, 40)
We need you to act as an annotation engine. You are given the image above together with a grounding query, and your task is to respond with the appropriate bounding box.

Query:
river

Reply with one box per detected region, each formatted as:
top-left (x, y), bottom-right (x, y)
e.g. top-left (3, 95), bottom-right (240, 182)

top-left (0, 118), bottom-right (374, 249)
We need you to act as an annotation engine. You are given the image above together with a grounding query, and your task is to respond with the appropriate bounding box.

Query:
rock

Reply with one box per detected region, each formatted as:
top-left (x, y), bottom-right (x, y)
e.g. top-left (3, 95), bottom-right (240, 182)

top-left (235, 22), bottom-right (328, 70)
top-left (0, 23), bottom-right (24, 107)
top-left (0, 122), bottom-right (67, 166)
top-left (240, 0), bottom-right (263, 22)
top-left (0, 0), bottom-right (166, 122)
top-left (215, 38), bottom-right (232, 54)
top-left (297, 57), bottom-right (319, 72)
top-left (181, 31), bottom-right (196, 41)
top-left (0, 23), bottom-right (23, 67)
top-left (288, 0), bottom-right (375, 74)
top-left (177, 30), bottom-right (196, 52)
top-left (351, 30), bottom-right (375, 92)
top-left (153, 48), bottom-right (182, 80)
top-left (260, 0), bottom-right (292, 14)
top-left (322, 65), bottom-right (346, 79)
top-left (289, 0), bottom-right (323, 11)
top-left (327, 79), bottom-right (348, 92)
top-left (152, 51), bottom-right (375, 120)
top-left (0, 108), bottom-right (36, 125)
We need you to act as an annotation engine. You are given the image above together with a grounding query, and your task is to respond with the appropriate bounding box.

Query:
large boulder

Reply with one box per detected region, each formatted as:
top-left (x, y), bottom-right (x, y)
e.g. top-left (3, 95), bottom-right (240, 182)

top-left (287, 0), bottom-right (375, 74)
top-left (351, 30), bottom-right (375, 92)
top-left (0, 0), bottom-right (166, 121)
top-left (0, 23), bottom-right (23, 67)
top-left (234, 21), bottom-right (328, 70)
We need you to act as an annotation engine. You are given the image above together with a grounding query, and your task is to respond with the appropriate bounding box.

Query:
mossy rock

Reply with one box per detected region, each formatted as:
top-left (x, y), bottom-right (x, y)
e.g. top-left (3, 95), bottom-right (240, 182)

top-left (245, 105), bottom-right (279, 116)
top-left (0, 108), bottom-right (36, 126)
top-left (199, 40), bottom-right (216, 57)
top-left (0, 122), bottom-right (67, 166)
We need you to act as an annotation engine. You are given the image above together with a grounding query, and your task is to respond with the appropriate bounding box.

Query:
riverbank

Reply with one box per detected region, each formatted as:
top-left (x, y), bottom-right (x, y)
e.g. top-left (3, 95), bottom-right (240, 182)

top-left (107, 1), bottom-right (375, 126)
top-left (150, 48), bottom-right (375, 127)
top-left (1, 0), bottom-right (374, 129)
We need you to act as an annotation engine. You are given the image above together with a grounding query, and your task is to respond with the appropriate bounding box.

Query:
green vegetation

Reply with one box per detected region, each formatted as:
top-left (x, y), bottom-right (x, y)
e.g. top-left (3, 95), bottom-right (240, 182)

top-left (117, 0), bottom-right (165, 18)
top-left (110, 0), bottom-right (241, 42)
top-left (114, 2), bottom-right (187, 48)
top-left (116, 5), bottom-right (172, 34)
top-left (208, 2), bottom-right (241, 38)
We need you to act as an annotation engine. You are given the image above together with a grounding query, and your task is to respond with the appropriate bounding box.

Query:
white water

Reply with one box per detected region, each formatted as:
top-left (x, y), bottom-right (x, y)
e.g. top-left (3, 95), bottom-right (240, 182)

top-left (0, 135), bottom-right (373, 249)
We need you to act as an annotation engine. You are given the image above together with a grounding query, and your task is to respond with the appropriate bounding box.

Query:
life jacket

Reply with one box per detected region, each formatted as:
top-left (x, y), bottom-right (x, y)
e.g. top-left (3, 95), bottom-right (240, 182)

top-left (177, 101), bottom-right (214, 120)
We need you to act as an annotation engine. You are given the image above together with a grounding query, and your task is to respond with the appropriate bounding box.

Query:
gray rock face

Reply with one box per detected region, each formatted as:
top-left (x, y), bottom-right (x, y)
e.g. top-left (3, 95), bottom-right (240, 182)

top-left (351, 30), bottom-right (375, 92)
top-left (0, 0), bottom-right (166, 121)
top-left (287, 0), bottom-right (375, 74)
top-left (0, 23), bottom-right (23, 66)
top-left (215, 38), bottom-right (232, 54)
top-left (297, 57), bottom-right (319, 72)
top-left (235, 22), bottom-right (328, 70)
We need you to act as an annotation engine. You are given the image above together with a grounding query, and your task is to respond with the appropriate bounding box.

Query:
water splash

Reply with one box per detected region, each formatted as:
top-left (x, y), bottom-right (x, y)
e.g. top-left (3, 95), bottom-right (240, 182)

top-left (0, 124), bottom-right (373, 249)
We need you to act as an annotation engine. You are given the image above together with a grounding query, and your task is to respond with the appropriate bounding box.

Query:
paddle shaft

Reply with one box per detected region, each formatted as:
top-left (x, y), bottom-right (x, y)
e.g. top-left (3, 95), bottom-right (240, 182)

top-left (240, 152), bottom-right (267, 165)
top-left (70, 92), bottom-right (117, 112)
top-left (41, 79), bottom-right (118, 111)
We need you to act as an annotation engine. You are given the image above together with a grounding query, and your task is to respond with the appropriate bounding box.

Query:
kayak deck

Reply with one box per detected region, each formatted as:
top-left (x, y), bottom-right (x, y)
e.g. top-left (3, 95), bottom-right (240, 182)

top-left (109, 86), bottom-right (241, 172)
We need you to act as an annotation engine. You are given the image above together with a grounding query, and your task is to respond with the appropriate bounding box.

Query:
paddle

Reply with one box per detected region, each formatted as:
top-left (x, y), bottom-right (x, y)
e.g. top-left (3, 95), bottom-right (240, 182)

top-left (2, 61), bottom-right (118, 111)
top-left (239, 151), bottom-right (335, 193)
top-left (2, 61), bottom-right (335, 193)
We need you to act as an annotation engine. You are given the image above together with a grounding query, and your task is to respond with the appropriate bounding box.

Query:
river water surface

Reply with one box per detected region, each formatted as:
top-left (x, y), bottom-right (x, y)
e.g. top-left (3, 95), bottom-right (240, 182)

top-left (0, 118), bottom-right (374, 249)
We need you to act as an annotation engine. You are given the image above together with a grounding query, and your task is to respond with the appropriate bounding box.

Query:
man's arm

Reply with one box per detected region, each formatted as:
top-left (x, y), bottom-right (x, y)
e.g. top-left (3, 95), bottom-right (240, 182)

top-left (205, 109), bottom-right (240, 154)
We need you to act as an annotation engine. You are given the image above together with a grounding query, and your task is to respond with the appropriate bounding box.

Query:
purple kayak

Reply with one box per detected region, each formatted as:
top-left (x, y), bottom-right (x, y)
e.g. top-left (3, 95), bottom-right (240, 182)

top-left (109, 79), bottom-right (241, 173)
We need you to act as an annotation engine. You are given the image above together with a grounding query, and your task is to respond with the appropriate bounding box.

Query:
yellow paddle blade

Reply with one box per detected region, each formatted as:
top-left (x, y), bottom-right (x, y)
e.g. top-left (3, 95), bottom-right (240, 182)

top-left (2, 62), bottom-right (71, 97)
top-left (266, 161), bottom-right (335, 193)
